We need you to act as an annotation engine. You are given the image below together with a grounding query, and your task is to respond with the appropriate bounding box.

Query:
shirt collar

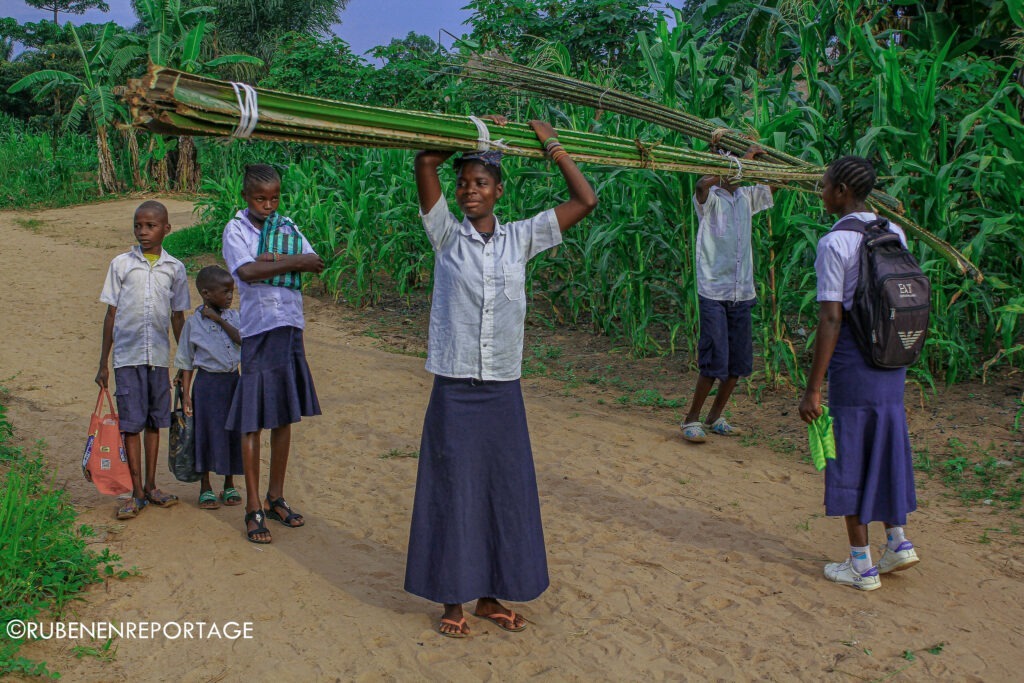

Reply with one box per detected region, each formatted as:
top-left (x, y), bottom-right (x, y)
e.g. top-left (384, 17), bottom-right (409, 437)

top-left (711, 185), bottom-right (741, 200)
top-left (235, 209), bottom-right (261, 235)
top-left (131, 245), bottom-right (166, 263)
top-left (459, 215), bottom-right (505, 243)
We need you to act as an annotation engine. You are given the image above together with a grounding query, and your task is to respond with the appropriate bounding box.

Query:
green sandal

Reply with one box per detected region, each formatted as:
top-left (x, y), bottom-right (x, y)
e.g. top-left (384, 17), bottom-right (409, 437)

top-left (220, 488), bottom-right (242, 506)
top-left (198, 490), bottom-right (220, 510)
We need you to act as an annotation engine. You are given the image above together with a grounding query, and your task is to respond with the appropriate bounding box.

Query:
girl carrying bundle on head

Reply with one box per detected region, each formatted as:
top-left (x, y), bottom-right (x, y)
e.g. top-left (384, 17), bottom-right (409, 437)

top-left (405, 118), bottom-right (598, 638)
top-left (221, 164), bottom-right (325, 544)
top-left (799, 156), bottom-right (920, 591)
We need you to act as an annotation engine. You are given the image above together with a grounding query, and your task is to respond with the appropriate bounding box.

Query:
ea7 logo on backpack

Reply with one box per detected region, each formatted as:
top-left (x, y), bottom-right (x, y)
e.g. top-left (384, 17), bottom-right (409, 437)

top-left (898, 330), bottom-right (924, 349)
top-left (833, 217), bottom-right (931, 368)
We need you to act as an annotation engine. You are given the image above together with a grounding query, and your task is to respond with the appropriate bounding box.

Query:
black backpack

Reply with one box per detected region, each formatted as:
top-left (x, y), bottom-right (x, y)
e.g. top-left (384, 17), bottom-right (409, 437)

top-left (832, 216), bottom-right (931, 369)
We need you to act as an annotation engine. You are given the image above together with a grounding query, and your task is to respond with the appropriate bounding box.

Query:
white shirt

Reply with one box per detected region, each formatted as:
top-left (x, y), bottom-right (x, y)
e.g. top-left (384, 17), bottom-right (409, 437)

top-left (422, 195), bottom-right (562, 381)
top-left (692, 184), bottom-right (773, 302)
top-left (221, 210), bottom-right (316, 338)
top-left (815, 212), bottom-right (908, 310)
top-left (99, 246), bottom-right (191, 368)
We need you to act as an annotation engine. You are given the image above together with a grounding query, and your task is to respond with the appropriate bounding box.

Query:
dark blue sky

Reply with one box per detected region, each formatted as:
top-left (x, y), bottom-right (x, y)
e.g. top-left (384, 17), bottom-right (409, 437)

top-left (5, 0), bottom-right (475, 58)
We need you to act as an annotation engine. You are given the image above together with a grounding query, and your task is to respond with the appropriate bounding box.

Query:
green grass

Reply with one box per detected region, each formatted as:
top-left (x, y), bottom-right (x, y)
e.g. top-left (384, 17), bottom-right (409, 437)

top-left (162, 221), bottom-right (223, 261)
top-left (13, 218), bottom-right (45, 232)
top-left (379, 448), bottom-right (418, 460)
top-left (928, 439), bottom-right (1024, 509)
top-left (0, 396), bottom-right (128, 677)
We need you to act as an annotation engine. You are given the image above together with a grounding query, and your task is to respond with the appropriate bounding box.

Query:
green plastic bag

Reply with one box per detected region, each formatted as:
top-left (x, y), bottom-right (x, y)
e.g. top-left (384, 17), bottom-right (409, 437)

top-left (808, 406), bottom-right (836, 471)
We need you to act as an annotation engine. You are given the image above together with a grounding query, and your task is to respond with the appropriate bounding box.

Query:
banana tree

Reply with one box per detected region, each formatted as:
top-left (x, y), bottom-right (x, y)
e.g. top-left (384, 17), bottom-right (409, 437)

top-left (128, 0), bottom-right (263, 191)
top-left (8, 22), bottom-right (143, 194)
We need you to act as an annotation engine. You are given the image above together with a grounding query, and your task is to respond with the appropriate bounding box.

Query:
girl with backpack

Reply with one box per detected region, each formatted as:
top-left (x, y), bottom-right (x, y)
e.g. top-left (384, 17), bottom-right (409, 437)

top-left (798, 156), bottom-right (920, 591)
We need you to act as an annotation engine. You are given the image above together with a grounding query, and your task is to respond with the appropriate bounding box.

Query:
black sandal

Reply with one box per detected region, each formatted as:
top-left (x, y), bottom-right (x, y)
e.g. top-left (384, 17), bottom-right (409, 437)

top-left (265, 496), bottom-right (304, 528)
top-left (245, 509), bottom-right (271, 544)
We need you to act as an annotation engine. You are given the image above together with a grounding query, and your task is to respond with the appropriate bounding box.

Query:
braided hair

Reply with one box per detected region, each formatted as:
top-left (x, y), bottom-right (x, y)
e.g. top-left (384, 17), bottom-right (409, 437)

top-left (826, 156), bottom-right (876, 200)
top-left (243, 163), bottom-right (281, 192)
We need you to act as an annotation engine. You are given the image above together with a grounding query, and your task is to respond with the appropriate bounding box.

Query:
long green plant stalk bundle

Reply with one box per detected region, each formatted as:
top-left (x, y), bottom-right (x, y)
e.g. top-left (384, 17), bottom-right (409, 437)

top-left (463, 55), bottom-right (981, 282)
top-left (120, 64), bottom-right (827, 189)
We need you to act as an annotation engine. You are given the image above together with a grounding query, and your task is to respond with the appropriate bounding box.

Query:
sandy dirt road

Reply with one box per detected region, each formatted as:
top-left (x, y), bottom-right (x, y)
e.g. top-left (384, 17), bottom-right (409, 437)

top-left (1, 200), bottom-right (1022, 681)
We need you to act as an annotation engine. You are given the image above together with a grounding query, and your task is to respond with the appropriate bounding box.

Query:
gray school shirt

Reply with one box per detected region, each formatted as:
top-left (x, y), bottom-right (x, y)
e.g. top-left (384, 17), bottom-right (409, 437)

top-left (421, 195), bottom-right (561, 381)
top-left (174, 306), bottom-right (241, 373)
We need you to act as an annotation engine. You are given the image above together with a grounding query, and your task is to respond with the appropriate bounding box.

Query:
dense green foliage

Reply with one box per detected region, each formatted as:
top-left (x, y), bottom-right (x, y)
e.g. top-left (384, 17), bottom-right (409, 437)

top-left (0, 111), bottom-right (109, 207)
top-left (0, 398), bottom-right (124, 677)
top-left (4, 0), bottom-right (1024, 387)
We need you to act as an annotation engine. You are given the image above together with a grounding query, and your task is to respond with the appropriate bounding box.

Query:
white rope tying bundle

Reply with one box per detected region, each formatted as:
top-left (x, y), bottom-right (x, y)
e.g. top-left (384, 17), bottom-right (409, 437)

top-left (467, 115), bottom-right (510, 151)
top-left (718, 149), bottom-right (744, 182)
top-left (230, 82), bottom-right (259, 139)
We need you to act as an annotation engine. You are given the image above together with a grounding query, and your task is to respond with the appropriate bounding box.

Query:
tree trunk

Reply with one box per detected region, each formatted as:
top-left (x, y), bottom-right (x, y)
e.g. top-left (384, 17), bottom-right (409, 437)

top-left (176, 135), bottom-right (200, 193)
top-left (95, 126), bottom-right (123, 194)
top-left (123, 127), bottom-right (144, 188)
top-left (149, 137), bottom-right (171, 191)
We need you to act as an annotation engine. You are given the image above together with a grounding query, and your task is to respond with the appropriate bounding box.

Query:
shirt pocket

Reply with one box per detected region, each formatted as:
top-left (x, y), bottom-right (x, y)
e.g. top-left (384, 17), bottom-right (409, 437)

top-left (502, 263), bottom-right (525, 302)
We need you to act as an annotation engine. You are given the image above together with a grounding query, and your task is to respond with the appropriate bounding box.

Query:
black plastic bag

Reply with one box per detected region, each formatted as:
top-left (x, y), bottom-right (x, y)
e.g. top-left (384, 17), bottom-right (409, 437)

top-left (168, 384), bottom-right (201, 482)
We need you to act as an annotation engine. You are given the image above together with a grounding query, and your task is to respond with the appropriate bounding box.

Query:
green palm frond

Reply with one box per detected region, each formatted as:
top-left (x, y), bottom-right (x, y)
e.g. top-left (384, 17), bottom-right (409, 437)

top-left (7, 69), bottom-right (83, 94)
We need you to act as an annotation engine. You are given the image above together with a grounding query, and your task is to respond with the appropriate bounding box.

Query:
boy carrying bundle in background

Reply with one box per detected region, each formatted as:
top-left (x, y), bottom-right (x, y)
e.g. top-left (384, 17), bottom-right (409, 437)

top-left (681, 146), bottom-right (773, 443)
top-left (96, 200), bottom-right (191, 518)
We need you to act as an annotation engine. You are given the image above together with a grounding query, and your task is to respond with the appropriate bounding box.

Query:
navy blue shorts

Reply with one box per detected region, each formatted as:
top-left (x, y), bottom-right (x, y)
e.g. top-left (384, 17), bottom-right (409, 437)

top-left (113, 365), bottom-right (171, 434)
top-left (697, 296), bottom-right (755, 381)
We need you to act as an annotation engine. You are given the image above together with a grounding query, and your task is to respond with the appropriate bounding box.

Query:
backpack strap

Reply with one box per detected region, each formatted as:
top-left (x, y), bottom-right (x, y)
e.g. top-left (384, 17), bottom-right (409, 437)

top-left (830, 215), bottom-right (888, 234)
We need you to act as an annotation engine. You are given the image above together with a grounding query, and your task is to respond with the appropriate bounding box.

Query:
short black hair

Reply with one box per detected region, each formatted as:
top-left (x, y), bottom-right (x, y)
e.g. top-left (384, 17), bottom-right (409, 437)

top-left (826, 156), bottom-right (876, 200)
top-left (453, 157), bottom-right (502, 184)
top-left (243, 163), bottom-right (281, 192)
top-left (135, 200), bottom-right (168, 222)
top-left (195, 265), bottom-right (233, 292)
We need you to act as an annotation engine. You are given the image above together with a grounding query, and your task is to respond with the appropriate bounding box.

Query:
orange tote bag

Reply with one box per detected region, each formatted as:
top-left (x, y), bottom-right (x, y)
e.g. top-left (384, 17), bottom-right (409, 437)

top-left (81, 387), bottom-right (133, 495)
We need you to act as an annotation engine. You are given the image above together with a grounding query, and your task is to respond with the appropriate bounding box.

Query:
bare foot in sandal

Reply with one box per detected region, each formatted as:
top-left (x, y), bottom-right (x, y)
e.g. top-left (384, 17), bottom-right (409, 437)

top-left (245, 508), bottom-right (271, 544)
top-left (265, 495), bottom-right (304, 527)
top-left (474, 598), bottom-right (527, 632)
top-left (438, 604), bottom-right (470, 638)
top-left (145, 488), bottom-right (179, 507)
top-left (198, 489), bottom-right (219, 509)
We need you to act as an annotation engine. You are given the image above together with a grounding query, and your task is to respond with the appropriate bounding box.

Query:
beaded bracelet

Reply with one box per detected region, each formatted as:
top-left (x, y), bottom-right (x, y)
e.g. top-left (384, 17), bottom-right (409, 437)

top-left (551, 148), bottom-right (569, 163)
top-left (544, 137), bottom-right (561, 151)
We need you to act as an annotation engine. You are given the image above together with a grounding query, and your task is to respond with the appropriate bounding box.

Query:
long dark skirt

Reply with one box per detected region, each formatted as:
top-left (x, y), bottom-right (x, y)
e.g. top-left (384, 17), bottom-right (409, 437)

top-left (825, 324), bottom-right (917, 525)
top-left (404, 376), bottom-right (549, 605)
top-left (192, 369), bottom-right (243, 476)
top-left (226, 326), bottom-right (321, 434)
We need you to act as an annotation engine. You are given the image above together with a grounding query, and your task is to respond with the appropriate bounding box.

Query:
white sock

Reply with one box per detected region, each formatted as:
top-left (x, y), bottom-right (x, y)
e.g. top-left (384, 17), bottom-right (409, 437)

top-left (886, 526), bottom-right (907, 551)
top-left (850, 545), bottom-right (873, 573)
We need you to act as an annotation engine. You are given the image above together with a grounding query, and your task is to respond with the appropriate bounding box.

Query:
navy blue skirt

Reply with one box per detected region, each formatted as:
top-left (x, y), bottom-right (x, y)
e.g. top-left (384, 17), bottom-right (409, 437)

top-left (226, 326), bottom-right (321, 434)
top-left (192, 369), bottom-right (243, 476)
top-left (404, 376), bottom-right (549, 604)
top-left (825, 324), bottom-right (917, 525)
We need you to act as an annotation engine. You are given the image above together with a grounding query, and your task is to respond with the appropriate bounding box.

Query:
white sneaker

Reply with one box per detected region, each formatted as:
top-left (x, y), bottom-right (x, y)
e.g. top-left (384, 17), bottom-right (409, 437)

top-left (878, 541), bottom-right (920, 574)
top-left (824, 558), bottom-right (881, 591)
